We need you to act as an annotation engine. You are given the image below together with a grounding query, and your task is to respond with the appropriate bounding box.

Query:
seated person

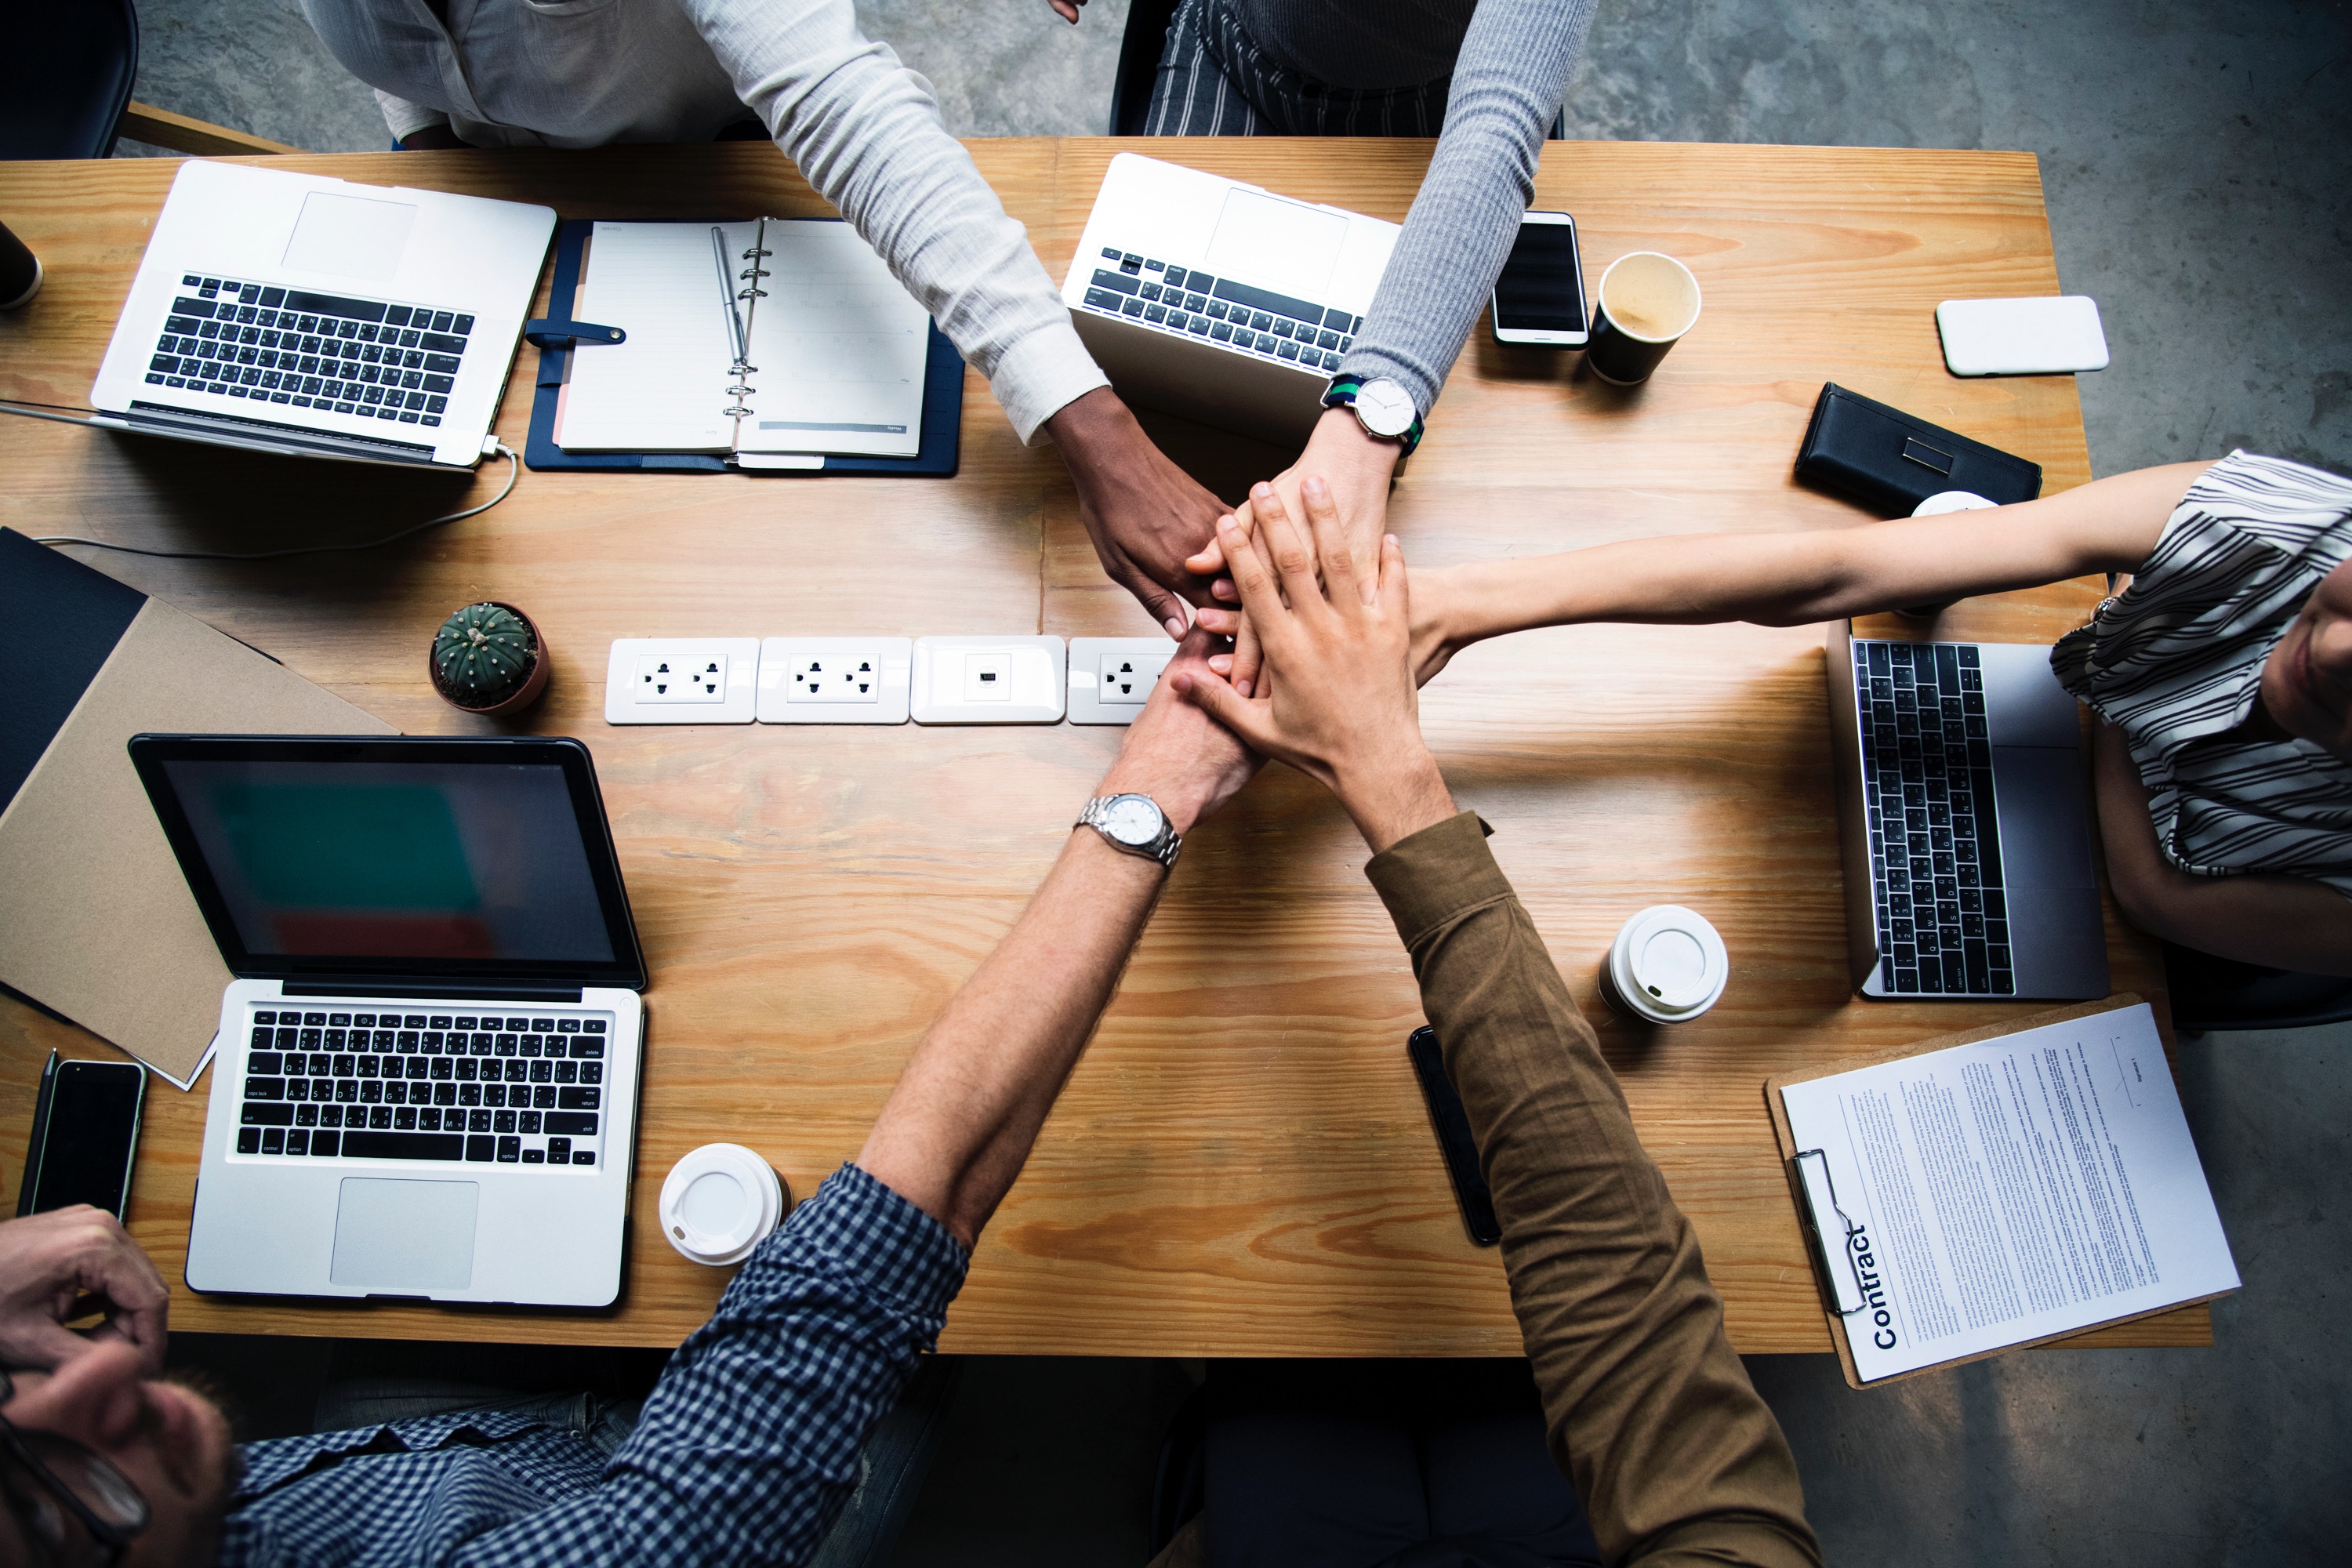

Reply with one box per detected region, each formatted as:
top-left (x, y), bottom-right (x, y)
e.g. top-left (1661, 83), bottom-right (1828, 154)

top-left (1072, 0), bottom-right (1599, 622)
top-left (1167, 480), bottom-right (1821, 1566)
top-left (1294, 449), bottom-right (2350, 975)
top-left (0, 635), bottom-right (1260, 1567)
top-left (307, 0), bottom-right (1227, 637)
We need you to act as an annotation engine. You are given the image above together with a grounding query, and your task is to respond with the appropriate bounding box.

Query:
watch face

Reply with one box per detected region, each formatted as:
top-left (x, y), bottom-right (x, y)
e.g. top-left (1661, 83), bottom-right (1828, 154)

top-left (1356, 379), bottom-right (1415, 437)
top-left (1101, 796), bottom-right (1163, 845)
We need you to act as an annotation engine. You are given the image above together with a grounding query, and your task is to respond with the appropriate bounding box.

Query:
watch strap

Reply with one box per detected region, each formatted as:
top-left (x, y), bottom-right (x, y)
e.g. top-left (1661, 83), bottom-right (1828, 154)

top-left (1076, 794), bottom-right (1181, 869)
top-left (1323, 374), bottom-right (1425, 456)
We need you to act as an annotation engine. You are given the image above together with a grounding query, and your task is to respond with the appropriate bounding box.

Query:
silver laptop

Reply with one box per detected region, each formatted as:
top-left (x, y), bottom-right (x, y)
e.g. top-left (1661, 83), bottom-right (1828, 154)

top-left (91, 160), bottom-right (554, 470)
top-left (1061, 152), bottom-right (1400, 444)
top-left (1826, 622), bottom-right (2110, 1000)
top-left (130, 735), bottom-right (648, 1308)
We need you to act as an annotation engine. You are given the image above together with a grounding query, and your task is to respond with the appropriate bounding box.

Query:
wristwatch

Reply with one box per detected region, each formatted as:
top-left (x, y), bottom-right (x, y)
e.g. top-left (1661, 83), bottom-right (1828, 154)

top-left (1323, 375), bottom-right (1425, 457)
top-left (1076, 793), bottom-right (1181, 869)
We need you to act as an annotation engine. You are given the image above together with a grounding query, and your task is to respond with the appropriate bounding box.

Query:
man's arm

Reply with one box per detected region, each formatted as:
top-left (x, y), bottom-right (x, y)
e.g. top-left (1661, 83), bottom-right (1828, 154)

top-left (1175, 484), bottom-right (1820, 1566)
top-left (1394, 460), bottom-right (2212, 684)
top-left (2092, 722), bottom-right (2352, 975)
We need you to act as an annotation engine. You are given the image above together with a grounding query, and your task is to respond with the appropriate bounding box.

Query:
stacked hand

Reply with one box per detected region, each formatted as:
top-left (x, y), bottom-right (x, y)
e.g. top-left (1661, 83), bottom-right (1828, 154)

top-left (0, 1206), bottom-right (171, 1374)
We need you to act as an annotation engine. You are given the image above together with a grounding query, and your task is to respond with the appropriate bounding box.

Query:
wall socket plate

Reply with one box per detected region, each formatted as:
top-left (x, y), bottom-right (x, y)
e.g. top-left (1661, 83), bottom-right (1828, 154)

top-left (909, 636), bottom-right (1067, 724)
top-left (604, 638), bottom-right (760, 724)
top-left (755, 637), bottom-right (913, 724)
top-left (1067, 637), bottom-right (1175, 725)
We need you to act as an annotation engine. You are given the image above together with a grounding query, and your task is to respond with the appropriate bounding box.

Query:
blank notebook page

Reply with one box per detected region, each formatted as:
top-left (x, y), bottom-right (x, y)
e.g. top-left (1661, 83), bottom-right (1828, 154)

top-left (736, 222), bottom-right (929, 459)
top-left (556, 222), bottom-right (753, 453)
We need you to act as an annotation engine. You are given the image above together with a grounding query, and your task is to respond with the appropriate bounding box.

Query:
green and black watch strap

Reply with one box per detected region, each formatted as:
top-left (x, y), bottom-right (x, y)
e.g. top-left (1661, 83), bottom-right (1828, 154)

top-left (1321, 374), bottom-right (1426, 457)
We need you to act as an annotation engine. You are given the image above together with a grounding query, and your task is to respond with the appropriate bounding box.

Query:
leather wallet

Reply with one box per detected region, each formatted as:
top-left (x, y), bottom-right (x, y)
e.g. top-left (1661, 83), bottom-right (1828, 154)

top-left (1794, 383), bottom-right (2042, 517)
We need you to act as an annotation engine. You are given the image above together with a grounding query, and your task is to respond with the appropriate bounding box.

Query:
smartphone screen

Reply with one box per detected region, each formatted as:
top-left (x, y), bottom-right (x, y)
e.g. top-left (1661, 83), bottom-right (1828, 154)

top-left (1492, 216), bottom-right (1588, 339)
top-left (25, 1060), bottom-right (145, 1220)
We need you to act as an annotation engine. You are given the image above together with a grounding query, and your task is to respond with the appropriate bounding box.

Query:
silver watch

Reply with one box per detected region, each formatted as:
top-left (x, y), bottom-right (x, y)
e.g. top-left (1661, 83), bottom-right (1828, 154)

top-left (1076, 793), bottom-right (1181, 869)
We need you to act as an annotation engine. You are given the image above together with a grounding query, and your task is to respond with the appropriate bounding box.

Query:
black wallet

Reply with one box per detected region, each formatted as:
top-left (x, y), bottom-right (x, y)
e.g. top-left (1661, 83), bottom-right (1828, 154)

top-left (1794, 383), bottom-right (2042, 517)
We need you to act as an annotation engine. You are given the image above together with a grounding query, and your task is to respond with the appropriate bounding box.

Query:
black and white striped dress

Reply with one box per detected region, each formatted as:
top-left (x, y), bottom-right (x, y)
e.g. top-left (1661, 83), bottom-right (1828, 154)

top-left (2051, 451), bottom-right (2352, 895)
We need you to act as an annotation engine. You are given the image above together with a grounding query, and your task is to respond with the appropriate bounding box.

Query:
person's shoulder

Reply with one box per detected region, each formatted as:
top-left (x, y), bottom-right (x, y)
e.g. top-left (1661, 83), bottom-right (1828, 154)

top-left (2155, 450), bottom-right (2352, 564)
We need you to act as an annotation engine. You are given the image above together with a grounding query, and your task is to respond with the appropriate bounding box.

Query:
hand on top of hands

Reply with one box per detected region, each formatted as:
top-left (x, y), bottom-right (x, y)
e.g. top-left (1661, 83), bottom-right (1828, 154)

top-left (1097, 624), bottom-right (1264, 838)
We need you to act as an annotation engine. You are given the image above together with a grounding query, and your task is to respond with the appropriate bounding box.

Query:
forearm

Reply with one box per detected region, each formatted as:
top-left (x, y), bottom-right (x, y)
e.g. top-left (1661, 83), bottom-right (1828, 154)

top-left (679, 0), bottom-right (1104, 441)
top-left (1367, 815), bottom-right (1818, 1567)
top-left (1340, 0), bottom-right (1595, 415)
top-left (856, 829), bottom-right (1163, 1247)
top-left (2093, 724), bottom-right (2352, 974)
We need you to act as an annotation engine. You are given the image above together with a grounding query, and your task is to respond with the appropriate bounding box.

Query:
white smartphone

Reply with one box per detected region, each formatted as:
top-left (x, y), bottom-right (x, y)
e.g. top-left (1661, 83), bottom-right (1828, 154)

top-left (1936, 296), bottom-right (2111, 376)
top-left (1490, 211), bottom-right (1588, 347)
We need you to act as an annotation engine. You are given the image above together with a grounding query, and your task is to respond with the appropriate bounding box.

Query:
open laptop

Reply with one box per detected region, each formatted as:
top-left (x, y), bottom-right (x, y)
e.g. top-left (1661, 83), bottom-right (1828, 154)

top-left (129, 735), bottom-right (648, 1308)
top-left (91, 160), bottom-right (554, 470)
top-left (1061, 153), bottom-right (1400, 445)
top-left (1826, 622), bottom-right (2110, 1000)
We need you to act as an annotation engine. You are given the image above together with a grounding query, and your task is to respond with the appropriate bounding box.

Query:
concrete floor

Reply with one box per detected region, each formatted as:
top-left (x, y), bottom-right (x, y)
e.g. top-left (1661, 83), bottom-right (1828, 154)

top-left (115, 0), bottom-right (2352, 1563)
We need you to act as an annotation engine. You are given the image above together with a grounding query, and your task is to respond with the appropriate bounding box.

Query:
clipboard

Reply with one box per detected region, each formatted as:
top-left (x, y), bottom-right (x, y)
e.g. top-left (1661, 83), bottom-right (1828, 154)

top-left (1766, 993), bottom-right (2234, 1388)
top-left (522, 218), bottom-right (964, 477)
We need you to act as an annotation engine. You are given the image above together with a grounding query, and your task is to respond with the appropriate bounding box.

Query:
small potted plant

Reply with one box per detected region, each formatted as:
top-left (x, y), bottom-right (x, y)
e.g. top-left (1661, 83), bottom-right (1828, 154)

top-left (430, 601), bottom-right (549, 716)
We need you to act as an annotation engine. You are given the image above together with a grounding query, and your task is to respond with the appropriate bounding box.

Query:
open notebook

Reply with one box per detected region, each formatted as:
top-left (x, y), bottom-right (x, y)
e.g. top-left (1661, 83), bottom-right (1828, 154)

top-left (554, 219), bottom-right (931, 465)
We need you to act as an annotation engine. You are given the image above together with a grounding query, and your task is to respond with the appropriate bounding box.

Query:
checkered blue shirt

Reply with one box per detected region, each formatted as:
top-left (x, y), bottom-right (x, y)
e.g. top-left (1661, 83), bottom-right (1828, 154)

top-left (216, 1165), bottom-right (968, 1566)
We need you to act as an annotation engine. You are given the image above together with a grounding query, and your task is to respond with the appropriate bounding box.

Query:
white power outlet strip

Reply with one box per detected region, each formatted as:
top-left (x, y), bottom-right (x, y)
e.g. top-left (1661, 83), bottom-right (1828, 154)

top-left (604, 638), bottom-right (760, 724)
top-left (1067, 637), bottom-right (1174, 725)
top-left (909, 636), bottom-right (1066, 724)
top-left (755, 637), bottom-right (913, 724)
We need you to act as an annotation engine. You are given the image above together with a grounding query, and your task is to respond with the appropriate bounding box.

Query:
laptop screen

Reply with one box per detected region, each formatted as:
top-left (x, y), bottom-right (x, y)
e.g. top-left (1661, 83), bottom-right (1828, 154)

top-left (130, 736), bottom-right (646, 988)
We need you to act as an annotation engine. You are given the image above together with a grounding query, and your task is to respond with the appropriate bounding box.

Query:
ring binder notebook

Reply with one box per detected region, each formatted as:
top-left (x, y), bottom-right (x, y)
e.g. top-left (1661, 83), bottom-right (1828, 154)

top-left (525, 218), bottom-right (964, 477)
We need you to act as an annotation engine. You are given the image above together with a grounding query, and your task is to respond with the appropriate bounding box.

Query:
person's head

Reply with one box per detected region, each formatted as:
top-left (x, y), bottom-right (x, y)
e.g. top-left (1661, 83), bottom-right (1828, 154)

top-left (0, 1342), bottom-right (237, 1567)
top-left (2262, 557), bottom-right (2352, 760)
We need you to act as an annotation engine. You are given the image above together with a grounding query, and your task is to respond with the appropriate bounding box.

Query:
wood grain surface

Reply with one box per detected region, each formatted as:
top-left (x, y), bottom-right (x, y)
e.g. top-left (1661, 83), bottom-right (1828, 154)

top-left (0, 138), bottom-right (2209, 1355)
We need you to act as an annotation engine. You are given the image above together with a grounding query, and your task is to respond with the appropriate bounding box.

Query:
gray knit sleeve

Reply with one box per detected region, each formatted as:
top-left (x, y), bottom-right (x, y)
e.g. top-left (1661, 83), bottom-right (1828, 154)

top-left (1336, 0), bottom-right (1599, 419)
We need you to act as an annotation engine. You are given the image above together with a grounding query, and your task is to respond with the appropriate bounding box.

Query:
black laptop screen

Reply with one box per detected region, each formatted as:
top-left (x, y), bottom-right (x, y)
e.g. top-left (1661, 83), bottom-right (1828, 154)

top-left (131, 738), bottom-right (644, 985)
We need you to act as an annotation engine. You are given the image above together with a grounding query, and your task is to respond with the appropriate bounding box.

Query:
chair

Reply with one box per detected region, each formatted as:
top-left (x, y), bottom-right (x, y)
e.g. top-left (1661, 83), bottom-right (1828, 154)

top-left (2, 0), bottom-right (299, 162)
top-left (2163, 941), bottom-right (2352, 1034)
top-left (1106, 0), bottom-right (1567, 139)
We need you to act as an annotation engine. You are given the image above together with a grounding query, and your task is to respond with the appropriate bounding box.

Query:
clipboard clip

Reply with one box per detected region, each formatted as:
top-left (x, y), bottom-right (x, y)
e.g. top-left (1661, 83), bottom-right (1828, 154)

top-left (523, 319), bottom-right (627, 350)
top-left (1791, 1149), bottom-right (1871, 1317)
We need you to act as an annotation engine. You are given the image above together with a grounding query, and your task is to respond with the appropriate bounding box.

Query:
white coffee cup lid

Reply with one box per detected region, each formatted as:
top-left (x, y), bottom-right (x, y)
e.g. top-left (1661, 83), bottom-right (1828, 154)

top-left (1912, 490), bottom-right (1997, 516)
top-left (659, 1143), bottom-right (787, 1266)
top-left (1607, 906), bottom-right (1730, 1022)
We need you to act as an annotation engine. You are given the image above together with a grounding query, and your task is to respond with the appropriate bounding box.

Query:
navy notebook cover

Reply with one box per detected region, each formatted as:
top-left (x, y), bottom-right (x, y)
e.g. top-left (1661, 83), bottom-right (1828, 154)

top-left (524, 218), bottom-right (964, 477)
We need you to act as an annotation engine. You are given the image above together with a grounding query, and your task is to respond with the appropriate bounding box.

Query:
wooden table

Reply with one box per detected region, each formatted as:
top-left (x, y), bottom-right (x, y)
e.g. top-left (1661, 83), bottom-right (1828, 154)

top-left (0, 138), bottom-right (2208, 1356)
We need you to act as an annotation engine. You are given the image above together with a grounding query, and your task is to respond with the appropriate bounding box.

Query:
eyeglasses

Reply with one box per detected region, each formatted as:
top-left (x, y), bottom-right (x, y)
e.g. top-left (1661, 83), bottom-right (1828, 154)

top-left (0, 1367), bottom-right (152, 1568)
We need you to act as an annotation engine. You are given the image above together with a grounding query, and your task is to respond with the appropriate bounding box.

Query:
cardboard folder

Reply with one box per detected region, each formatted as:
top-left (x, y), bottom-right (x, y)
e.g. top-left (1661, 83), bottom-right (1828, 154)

top-left (0, 530), bottom-right (391, 1086)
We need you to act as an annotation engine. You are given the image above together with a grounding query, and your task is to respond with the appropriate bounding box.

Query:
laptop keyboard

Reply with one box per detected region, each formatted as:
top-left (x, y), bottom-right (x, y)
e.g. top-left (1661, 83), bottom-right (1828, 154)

top-left (235, 1008), bottom-right (608, 1167)
top-left (145, 274), bottom-right (474, 428)
top-left (1079, 249), bottom-right (1359, 374)
top-left (1853, 640), bottom-right (2016, 996)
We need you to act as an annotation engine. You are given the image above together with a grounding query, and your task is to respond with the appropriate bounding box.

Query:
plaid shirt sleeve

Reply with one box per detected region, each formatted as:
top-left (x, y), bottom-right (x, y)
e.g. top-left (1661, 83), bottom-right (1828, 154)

top-left (217, 1163), bottom-right (967, 1568)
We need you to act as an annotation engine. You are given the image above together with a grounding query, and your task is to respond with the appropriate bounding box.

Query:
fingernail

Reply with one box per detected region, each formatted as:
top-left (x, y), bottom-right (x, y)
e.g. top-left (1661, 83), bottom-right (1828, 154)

top-left (1304, 475), bottom-right (1328, 498)
top-left (1252, 482), bottom-right (1272, 499)
top-left (1165, 617), bottom-right (1185, 637)
top-left (1235, 680), bottom-right (1253, 698)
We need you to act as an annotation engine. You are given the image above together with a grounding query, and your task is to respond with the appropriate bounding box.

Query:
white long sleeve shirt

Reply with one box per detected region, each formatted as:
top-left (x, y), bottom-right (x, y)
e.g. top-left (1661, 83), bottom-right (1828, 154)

top-left (299, 0), bottom-right (1106, 441)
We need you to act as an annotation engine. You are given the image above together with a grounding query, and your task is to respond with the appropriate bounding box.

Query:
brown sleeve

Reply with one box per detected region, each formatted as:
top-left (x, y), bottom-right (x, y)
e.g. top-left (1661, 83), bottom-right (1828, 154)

top-left (1367, 812), bottom-right (1820, 1568)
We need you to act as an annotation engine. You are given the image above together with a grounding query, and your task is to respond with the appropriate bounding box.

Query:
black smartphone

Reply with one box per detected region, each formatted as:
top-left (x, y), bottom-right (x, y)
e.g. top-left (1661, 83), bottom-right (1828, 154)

top-left (1406, 1026), bottom-right (1501, 1247)
top-left (1489, 211), bottom-right (1588, 348)
top-left (17, 1052), bottom-right (146, 1221)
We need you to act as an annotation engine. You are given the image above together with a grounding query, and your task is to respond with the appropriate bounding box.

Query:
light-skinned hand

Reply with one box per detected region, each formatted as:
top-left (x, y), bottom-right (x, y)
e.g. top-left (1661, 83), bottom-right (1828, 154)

top-left (0, 1205), bottom-right (172, 1374)
top-left (1171, 476), bottom-right (1455, 853)
top-left (1097, 623), bottom-right (1263, 837)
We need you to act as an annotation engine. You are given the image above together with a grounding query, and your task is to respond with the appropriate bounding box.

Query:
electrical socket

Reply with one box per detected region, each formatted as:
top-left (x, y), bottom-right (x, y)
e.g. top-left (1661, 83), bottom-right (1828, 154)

top-left (1067, 637), bottom-right (1175, 725)
top-left (755, 637), bottom-right (913, 724)
top-left (604, 639), bottom-right (760, 724)
top-left (909, 636), bottom-right (1066, 724)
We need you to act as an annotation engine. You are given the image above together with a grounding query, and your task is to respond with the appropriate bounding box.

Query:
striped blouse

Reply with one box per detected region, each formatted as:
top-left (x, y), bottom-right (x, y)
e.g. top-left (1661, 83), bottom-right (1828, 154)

top-left (2050, 451), bottom-right (2352, 895)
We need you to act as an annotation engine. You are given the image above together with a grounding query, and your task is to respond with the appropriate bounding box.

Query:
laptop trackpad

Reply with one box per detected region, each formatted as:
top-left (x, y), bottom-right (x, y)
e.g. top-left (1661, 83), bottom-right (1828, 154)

top-left (329, 1178), bottom-right (478, 1290)
top-left (1991, 746), bottom-right (2098, 890)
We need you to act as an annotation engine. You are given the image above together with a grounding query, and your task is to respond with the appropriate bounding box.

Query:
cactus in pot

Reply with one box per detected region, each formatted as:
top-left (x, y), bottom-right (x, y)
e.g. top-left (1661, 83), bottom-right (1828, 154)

top-left (430, 601), bottom-right (550, 715)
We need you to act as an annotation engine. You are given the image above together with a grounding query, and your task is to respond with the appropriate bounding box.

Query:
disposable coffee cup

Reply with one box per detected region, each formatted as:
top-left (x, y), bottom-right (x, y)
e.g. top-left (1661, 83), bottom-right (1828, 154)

top-left (659, 1143), bottom-right (788, 1266)
top-left (1598, 905), bottom-right (1729, 1025)
top-left (0, 220), bottom-right (41, 312)
top-left (1584, 252), bottom-right (1701, 386)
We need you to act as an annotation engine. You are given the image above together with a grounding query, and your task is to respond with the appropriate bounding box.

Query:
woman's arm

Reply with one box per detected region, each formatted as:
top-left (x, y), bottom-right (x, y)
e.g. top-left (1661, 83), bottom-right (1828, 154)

top-left (2092, 723), bottom-right (2352, 976)
top-left (1410, 461), bottom-right (2213, 682)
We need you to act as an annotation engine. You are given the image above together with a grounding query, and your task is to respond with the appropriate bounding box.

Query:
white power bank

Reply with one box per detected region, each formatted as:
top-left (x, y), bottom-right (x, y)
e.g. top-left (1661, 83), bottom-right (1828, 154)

top-left (1936, 296), bottom-right (2110, 376)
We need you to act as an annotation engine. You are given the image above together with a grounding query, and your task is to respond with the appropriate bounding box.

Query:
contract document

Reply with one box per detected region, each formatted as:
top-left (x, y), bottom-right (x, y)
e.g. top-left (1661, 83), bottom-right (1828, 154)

top-left (1777, 1000), bottom-right (2238, 1384)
